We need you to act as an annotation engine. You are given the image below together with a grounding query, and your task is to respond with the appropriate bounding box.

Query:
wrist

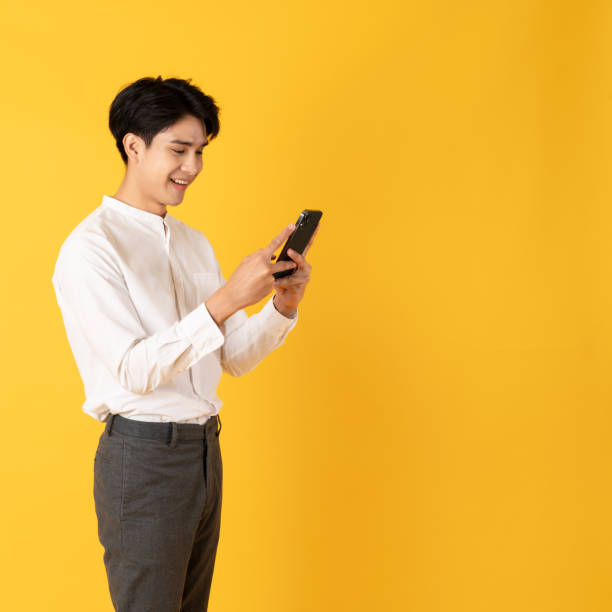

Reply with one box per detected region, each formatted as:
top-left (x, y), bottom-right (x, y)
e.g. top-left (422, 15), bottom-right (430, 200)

top-left (206, 285), bottom-right (239, 326)
top-left (273, 294), bottom-right (297, 319)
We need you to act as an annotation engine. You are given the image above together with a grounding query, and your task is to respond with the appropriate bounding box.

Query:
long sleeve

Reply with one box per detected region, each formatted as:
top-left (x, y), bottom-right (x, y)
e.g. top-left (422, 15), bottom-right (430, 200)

top-left (212, 258), bottom-right (299, 377)
top-left (52, 235), bottom-right (225, 394)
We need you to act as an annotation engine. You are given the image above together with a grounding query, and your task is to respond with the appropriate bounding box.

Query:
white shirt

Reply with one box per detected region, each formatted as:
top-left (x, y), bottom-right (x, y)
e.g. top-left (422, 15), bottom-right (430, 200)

top-left (52, 195), bottom-right (298, 425)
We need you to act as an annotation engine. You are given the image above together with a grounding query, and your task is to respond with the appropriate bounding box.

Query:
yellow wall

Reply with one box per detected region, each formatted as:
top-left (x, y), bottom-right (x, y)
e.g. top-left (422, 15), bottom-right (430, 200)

top-left (0, 0), bottom-right (607, 610)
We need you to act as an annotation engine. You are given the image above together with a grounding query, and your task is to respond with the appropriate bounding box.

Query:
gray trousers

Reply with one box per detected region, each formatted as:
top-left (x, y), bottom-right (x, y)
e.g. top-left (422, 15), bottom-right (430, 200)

top-left (93, 412), bottom-right (223, 611)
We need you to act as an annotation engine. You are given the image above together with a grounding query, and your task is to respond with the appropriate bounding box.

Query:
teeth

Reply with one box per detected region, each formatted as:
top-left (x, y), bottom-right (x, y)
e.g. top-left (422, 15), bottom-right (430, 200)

top-left (171, 178), bottom-right (188, 185)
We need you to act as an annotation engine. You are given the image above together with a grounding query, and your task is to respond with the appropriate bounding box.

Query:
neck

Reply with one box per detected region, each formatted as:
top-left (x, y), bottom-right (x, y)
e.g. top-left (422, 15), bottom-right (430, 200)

top-left (113, 176), bottom-right (167, 218)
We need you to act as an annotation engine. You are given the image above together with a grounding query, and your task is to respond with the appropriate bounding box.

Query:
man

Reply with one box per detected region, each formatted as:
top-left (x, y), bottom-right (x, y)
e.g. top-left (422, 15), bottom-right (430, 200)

top-left (51, 75), bottom-right (319, 611)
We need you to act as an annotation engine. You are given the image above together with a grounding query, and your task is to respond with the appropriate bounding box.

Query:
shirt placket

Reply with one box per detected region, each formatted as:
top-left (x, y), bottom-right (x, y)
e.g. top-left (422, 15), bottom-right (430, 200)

top-left (163, 219), bottom-right (199, 398)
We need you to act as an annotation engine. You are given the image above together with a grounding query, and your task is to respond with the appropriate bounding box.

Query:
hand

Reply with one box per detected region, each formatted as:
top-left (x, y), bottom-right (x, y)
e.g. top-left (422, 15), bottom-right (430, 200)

top-left (272, 223), bottom-right (320, 316)
top-left (223, 224), bottom-right (299, 311)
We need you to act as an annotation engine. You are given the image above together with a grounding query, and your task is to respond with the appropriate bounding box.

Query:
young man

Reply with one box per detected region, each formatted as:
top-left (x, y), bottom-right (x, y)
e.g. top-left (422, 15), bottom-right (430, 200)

top-left (51, 76), bottom-right (318, 611)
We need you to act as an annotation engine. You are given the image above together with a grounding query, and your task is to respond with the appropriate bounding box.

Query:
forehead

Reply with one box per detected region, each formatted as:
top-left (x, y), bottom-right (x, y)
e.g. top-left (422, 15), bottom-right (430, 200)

top-left (157, 114), bottom-right (208, 146)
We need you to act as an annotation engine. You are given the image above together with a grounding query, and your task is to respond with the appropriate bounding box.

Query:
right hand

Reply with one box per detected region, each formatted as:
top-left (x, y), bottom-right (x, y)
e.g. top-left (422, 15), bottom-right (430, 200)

top-left (224, 224), bottom-right (299, 310)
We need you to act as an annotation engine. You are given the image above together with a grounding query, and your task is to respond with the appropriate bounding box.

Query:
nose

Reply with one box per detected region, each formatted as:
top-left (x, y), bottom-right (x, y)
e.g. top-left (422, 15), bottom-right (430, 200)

top-left (181, 153), bottom-right (200, 177)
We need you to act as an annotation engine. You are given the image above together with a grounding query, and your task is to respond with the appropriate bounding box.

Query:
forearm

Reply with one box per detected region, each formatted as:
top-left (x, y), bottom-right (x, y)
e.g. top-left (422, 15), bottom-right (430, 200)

top-left (221, 296), bottom-right (298, 376)
top-left (118, 319), bottom-right (223, 394)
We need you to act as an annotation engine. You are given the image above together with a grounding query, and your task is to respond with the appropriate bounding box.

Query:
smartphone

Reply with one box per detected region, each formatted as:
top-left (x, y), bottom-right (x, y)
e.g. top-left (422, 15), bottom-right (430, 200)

top-left (273, 209), bottom-right (323, 279)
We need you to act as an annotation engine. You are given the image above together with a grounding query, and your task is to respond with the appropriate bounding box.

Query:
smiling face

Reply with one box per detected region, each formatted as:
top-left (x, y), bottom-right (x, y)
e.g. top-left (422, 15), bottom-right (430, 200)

top-left (117, 113), bottom-right (209, 216)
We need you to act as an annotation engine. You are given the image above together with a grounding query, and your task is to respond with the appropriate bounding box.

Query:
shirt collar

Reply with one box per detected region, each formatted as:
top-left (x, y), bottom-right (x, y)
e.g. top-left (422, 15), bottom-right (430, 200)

top-left (101, 195), bottom-right (170, 227)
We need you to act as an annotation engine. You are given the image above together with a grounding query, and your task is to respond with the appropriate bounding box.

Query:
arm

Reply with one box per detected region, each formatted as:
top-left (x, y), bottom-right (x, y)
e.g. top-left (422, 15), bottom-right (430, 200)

top-left (52, 236), bottom-right (225, 394)
top-left (208, 258), bottom-right (298, 377)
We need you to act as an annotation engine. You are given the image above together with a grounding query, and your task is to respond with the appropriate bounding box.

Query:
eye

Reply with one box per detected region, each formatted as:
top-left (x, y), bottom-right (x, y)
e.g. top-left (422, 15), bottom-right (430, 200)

top-left (171, 149), bottom-right (203, 156)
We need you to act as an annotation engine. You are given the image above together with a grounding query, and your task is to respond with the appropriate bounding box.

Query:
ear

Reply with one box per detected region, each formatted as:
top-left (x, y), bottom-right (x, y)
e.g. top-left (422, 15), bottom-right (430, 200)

top-left (123, 133), bottom-right (144, 165)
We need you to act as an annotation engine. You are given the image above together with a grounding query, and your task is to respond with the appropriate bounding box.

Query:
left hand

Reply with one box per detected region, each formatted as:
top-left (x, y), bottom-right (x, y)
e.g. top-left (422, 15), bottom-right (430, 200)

top-left (272, 224), bottom-right (320, 316)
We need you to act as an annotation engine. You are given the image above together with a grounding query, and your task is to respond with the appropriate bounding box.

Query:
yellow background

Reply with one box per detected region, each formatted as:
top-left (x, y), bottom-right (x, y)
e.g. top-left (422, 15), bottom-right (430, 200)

top-left (0, 0), bottom-right (608, 610)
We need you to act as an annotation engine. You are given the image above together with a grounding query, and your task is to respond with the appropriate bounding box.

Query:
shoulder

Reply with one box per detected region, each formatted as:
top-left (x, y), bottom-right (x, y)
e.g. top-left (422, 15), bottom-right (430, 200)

top-left (54, 207), bottom-right (121, 277)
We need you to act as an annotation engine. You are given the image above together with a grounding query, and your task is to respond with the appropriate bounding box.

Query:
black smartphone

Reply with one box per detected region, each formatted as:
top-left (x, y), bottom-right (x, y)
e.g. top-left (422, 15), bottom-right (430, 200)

top-left (272, 209), bottom-right (323, 279)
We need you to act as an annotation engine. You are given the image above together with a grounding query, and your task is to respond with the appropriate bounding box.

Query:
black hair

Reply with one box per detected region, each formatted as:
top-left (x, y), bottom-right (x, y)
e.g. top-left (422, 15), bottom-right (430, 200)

top-left (108, 75), bottom-right (221, 165)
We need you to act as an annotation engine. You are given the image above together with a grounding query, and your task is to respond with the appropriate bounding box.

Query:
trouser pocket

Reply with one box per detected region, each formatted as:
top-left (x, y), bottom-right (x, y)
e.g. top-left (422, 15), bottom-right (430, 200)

top-left (119, 436), bottom-right (206, 562)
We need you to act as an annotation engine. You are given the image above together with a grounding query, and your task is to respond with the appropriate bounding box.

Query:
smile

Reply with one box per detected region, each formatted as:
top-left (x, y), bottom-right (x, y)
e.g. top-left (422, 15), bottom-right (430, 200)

top-left (169, 178), bottom-right (188, 191)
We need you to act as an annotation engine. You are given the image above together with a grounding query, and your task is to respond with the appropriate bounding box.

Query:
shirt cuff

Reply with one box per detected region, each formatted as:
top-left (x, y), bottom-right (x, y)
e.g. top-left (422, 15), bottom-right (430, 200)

top-left (178, 302), bottom-right (226, 354)
top-left (262, 296), bottom-right (299, 329)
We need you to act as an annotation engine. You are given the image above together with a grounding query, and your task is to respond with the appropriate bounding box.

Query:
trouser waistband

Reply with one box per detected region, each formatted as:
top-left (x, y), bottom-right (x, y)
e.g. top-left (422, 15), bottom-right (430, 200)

top-left (104, 413), bottom-right (222, 448)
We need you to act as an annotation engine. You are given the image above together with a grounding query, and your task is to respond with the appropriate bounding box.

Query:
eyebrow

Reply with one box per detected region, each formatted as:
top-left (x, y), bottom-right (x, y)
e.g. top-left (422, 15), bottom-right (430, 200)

top-left (170, 139), bottom-right (209, 147)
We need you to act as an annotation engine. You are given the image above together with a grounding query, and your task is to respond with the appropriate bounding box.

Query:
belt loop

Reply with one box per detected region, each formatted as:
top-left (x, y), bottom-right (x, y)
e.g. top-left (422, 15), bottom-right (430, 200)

top-left (215, 413), bottom-right (222, 437)
top-left (168, 422), bottom-right (179, 448)
top-left (106, 413), bottom-right (117, 437)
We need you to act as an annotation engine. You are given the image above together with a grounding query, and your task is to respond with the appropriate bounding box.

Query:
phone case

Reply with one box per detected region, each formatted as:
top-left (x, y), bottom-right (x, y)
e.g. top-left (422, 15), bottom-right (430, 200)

top-left (273, 209), bottom-right (323, 279)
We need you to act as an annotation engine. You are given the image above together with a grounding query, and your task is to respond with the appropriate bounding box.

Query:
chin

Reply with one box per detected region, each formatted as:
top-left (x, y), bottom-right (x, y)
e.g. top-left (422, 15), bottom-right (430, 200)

top-left (164, 189), bottom-right (185, 206)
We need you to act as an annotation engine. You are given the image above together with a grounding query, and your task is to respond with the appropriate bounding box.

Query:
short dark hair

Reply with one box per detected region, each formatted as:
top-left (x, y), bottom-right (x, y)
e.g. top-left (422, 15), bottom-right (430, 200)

top-left (108, 75), bottom-right (221, 165)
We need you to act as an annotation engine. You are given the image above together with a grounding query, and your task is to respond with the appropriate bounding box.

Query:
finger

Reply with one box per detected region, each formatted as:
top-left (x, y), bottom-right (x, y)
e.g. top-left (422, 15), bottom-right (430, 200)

top-left (286, 257), bottom-right (311, 276)
top-left (264, 224), bottom-right (295, 258)
top-left (271, 260), bottom-right (298, 274)
top-left (275, 275), bottom-right (308, 288)
top-left (287, 248), bottom-right (306, 265)
top-left (274, 277), bottom-right (299, 288)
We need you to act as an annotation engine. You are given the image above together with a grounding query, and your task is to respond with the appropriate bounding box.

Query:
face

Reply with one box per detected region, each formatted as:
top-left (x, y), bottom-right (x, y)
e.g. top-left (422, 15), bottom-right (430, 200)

top-left (125, 114), bottom-right (209, 211)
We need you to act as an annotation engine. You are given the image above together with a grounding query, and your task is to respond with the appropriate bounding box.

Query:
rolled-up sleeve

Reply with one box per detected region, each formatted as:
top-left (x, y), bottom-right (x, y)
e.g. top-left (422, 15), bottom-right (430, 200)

top-left (52, 236), bottom-right (225, 394)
